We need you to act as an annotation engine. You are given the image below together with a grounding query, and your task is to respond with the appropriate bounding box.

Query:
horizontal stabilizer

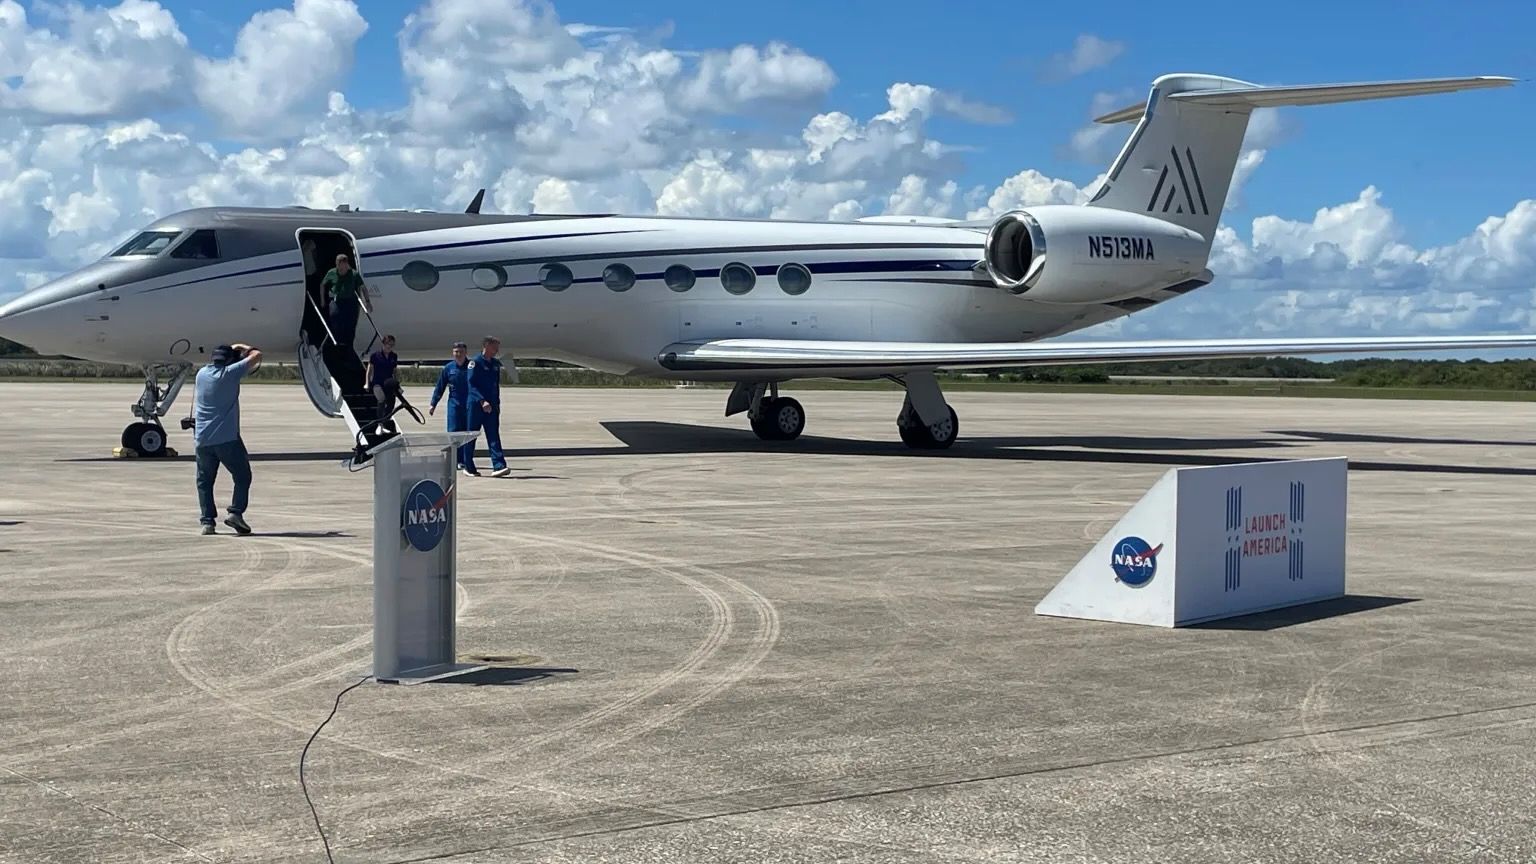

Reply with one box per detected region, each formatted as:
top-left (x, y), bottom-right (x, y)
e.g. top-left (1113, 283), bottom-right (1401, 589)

top-left (658, 334), bottom-right (1536, 373)
top-left (1095, 75), bottom-right (1516, 123)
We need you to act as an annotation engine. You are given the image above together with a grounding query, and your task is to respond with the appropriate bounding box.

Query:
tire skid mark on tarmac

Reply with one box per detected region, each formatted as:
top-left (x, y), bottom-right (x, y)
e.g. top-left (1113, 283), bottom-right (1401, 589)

top-left (445, 527), bottom-right (780, 781)
top-left (17, 483), bottom-right (790, 851)
top-left (1296, 633), bottom-right (1523, 859)
top-left (2, 520), bottom-right (373, 764)
top-left (409, 697), bottom-right (1536, 864)
top-left (3, 519), bottom-right (581, 767)
top-left (0, 526), bottom-right (285, 757)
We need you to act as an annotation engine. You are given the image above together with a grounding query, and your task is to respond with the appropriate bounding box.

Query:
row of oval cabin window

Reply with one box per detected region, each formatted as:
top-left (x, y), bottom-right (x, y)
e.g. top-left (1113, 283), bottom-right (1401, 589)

top-left (399, 260), bottom-right (811, 295)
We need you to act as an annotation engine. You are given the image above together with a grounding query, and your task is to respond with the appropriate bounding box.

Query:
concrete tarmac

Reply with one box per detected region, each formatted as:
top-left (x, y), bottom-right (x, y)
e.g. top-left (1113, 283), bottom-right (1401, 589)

top-left (1, 381), bottom-right (1534, 863)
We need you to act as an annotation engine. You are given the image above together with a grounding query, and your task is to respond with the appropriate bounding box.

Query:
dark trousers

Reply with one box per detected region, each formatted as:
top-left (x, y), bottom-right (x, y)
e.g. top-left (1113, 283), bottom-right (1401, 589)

top-left (445, 400), bottom-right (474, 469)
top-left (328, 297), bottom-right (359, 349)
top-left (467, 403), bottom-right (504, 471)
top-left (196, 438), bottom-right (252, 525)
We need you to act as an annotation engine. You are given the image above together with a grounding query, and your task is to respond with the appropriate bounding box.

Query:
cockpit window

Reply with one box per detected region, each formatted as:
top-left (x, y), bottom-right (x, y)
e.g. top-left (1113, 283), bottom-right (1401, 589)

top-left (170, 229), bottom-right (220, 260)
top-left (110, 231), bottom-right (182, 257)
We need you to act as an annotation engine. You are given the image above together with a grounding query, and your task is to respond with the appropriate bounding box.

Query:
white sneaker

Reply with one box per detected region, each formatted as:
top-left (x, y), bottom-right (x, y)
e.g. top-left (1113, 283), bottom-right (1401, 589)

top-left (490, 467), bottom-right (511, 477)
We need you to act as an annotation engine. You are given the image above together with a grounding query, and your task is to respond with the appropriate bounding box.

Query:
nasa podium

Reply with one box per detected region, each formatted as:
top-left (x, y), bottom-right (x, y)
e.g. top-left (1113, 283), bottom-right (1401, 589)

top-left (367, 431), bottom-right (486, 684)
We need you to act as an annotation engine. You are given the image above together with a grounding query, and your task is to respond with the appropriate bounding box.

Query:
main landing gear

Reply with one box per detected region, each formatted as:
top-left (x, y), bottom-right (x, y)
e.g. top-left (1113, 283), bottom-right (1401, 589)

top-left (727, 382), bottom-right (806, 441)
top-left (893, 370), bottom-right (958, 450)
top-left (123, 363), bottom-right (191, 457)
top-left (724, 371), bottom-right (959, 449)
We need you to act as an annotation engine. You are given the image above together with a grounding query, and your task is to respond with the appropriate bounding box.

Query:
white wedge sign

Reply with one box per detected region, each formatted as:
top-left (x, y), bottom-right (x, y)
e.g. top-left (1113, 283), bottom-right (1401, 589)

top-left (1036, 457), bottom-right (1347, 627)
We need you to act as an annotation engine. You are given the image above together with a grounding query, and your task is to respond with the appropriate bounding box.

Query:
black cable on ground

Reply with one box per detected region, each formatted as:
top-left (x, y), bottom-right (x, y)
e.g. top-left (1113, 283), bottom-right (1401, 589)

top-left (300, 675), bottom-right (371, 863)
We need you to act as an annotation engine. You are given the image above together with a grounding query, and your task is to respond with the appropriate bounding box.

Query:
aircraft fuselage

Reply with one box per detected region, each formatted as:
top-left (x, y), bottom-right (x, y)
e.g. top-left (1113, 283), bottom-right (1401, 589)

top-left (0, 205), bottom-right (1206, 379)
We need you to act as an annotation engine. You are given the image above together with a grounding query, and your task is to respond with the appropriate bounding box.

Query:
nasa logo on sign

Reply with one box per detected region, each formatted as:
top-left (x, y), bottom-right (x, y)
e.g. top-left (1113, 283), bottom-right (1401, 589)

top-left (1110, 536), bottom-right (1162, 587)
top-left (402, 479), bottom-right (452, 552)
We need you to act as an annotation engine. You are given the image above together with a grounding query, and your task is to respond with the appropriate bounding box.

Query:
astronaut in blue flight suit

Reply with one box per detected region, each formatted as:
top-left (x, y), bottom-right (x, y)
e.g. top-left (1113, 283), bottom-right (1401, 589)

top-left (429, 340), bottom-right (475, 474)
top-left (464, 336), bottom-right (510, 477)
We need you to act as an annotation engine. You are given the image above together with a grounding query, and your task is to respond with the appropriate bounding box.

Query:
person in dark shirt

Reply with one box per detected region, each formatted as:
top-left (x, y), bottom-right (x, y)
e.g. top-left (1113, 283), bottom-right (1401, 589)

top-left (365, 334), bottom-right (398, 393)
top-left (322, 253), bottom-right (366, 350)
top-left (365, 334), bottom-right (400, 421)
top-left (430, 341), bottom-right (475, 474)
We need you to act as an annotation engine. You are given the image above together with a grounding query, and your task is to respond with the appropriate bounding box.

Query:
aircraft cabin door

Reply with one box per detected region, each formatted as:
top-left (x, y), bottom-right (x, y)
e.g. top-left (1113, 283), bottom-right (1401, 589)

top-left (294, 227), bottom-right (379, 418)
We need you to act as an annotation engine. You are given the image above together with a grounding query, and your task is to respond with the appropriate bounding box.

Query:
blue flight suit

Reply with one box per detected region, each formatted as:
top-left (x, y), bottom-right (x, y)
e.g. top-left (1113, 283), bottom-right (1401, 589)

top-left (430, 358), bottom-right (473, 470)
top-left (465, 352), bottom-right (506, 473)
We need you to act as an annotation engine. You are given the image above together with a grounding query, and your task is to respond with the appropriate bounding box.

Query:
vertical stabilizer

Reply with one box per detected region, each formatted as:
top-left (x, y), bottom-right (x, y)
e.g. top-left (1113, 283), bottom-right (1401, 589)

top-left (1086, 73), bottom-right (1515, 252)
top-left (1086, 74), bottom-right (1257, 249)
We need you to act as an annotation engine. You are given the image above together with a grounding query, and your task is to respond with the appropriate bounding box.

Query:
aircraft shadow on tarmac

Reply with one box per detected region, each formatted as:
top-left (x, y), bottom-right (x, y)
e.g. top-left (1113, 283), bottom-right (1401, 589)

top-left (1269, 429), bottom-right (1536, 448)
top-left (1190, 594), bottom-right (1419, 631)
top-left (491, 421), bottom-right (1536, 477)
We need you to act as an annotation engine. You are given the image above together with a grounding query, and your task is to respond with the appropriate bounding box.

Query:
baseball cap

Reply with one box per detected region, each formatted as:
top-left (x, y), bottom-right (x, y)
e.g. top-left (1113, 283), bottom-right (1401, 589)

top-left (210, 345), bottom-right (235, 364)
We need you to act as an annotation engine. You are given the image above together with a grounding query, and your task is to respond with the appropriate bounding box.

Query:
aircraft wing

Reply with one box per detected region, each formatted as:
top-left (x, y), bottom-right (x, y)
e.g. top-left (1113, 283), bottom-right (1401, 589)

top-left (657, 334), bottom-right (1536, 373)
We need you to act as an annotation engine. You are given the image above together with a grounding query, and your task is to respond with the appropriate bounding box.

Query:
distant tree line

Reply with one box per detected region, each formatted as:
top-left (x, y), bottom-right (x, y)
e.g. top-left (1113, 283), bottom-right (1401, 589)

top-left (4, 334), bottom-right (1535, 390)
top-left (958, 356), bottom-right (1536, 389)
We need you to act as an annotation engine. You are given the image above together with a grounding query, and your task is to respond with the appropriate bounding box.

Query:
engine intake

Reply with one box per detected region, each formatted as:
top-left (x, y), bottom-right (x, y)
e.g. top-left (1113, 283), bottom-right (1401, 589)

top-left (983, 210), bottom-right (1047, 293)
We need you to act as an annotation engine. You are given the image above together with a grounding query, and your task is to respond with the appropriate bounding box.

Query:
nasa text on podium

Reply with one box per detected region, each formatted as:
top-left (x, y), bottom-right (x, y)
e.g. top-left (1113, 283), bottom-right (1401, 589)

top-left (1036, 457), bottom-right (1347, 627)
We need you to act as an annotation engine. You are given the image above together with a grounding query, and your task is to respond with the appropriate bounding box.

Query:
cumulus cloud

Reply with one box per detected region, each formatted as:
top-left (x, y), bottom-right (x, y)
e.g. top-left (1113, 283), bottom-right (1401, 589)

top-left (1043, 33), bottom-right (1124, 81)
top-left (194, 0), bottom-right (368, 138)
top-left (1062, 89), bottom-right (1137, 163)
top-left (0, 0), bottom-right (367, 138)
top-left (0, 0), bottom-right (1531, 350)
top-left (1117, 188), bottom-right (1536, 339)
top-left (0, 0), bottom-right (194, 120)
top-left (879, 83), bottom-right (1011, 125)
top-left (673, 42), bottom-right (837, 114)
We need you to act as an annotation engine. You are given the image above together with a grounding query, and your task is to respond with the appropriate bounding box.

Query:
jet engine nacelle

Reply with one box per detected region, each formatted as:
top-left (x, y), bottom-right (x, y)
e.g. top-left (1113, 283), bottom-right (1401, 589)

top-left (981, 206), bottom-right (1209, 304)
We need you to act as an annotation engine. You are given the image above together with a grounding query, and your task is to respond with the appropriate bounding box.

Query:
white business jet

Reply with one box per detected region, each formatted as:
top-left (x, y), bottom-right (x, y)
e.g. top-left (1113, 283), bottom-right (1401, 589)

top-left (1, 72), bottom-right (1531, 459)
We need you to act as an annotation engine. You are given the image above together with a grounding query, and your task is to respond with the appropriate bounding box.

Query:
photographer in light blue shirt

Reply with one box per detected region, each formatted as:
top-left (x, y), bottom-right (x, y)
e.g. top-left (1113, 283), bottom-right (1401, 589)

top-left (193, 342), bottom-right (262, 535)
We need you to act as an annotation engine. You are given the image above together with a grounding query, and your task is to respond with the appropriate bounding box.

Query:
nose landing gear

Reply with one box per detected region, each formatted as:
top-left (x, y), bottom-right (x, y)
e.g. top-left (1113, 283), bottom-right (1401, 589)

top-left (121, 363), bottom-right (191, 457)
top-left (121, 421), bottom-right (168, 457)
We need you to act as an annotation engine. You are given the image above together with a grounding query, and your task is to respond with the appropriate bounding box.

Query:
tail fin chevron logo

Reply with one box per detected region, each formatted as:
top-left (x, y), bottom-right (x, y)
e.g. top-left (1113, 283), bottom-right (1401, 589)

top-left (1147, 146), bottom-right (1210, 216)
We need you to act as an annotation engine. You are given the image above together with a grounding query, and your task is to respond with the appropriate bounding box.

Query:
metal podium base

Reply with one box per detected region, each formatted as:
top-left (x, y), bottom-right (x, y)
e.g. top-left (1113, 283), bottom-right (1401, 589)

top-left (375, 661), bottom-right (491, 686)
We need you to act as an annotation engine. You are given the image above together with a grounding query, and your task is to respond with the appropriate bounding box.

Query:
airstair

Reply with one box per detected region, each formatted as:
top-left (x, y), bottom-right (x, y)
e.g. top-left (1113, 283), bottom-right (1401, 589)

top-left (296, 243), bottom-right (420, 465)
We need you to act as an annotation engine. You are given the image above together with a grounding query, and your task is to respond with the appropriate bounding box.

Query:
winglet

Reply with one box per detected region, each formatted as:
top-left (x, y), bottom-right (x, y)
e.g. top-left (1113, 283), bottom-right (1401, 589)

top-left (465, 188), bottom-right (486, 214)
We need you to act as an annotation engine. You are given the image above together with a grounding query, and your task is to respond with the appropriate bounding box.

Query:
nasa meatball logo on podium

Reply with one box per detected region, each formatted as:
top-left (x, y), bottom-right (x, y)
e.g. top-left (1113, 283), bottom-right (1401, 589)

top-left (1110, 536), bottom-right (1161, 587)
top-left (402, 479), bottom-right (452, 552)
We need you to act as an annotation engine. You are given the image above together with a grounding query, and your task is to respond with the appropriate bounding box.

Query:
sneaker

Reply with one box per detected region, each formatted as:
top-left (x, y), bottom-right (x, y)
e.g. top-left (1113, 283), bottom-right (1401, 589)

top-left (490, 466), bottom-right (511, 477)
top-left (462, 466), bottom-right (480, 476)
top-left (223, 513), bottom-right (252, 535)
top-left (201, 524), bottom-right (216, 535)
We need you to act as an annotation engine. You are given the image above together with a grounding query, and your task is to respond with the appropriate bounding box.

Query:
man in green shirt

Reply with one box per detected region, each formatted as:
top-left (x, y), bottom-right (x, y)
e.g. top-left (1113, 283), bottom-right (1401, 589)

top-left (323, 253), bottom-right (366, 350)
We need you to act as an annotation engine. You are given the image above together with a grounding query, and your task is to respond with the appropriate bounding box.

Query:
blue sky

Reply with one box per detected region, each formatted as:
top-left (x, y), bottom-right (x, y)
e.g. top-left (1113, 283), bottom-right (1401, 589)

top-left (3, 0), bottom-right (1534, 347)
top-left (140, 0), bottom-right (1536, 248)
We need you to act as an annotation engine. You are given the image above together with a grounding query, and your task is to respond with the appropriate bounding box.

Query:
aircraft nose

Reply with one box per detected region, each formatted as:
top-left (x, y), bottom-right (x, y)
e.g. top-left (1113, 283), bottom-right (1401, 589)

top-left (0, 280), bottom-right (86, 356)
top-left (0, 293), bottom-right (52, 353)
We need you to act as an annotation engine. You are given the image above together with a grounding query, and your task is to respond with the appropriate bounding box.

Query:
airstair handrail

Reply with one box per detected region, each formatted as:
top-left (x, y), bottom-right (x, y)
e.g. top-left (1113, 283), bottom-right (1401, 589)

top-left (306, 291), bottom-right (340, 347)
top-left (356, 286), bottom-right (383, 357)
